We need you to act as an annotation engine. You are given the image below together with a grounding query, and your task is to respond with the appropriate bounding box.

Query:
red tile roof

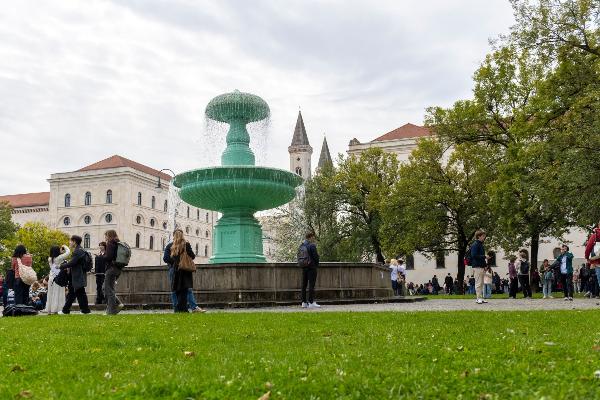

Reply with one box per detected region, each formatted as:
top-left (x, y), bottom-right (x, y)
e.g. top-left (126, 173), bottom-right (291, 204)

top-left (78, 155), bottom-right (172, 181)
top-left (0, 192), bottom-right (50, 208)
top-left (373, 123), bottom-right (432, 142)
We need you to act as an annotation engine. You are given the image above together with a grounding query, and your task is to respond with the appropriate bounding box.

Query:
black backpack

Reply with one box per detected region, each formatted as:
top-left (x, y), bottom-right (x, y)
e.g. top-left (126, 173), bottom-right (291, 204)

top-left (297, 243), bottom-right (311, 267)
top-left (83, 251), bottom-right (93, 273)
top-left (53, 269), bottom-right (70, 287)
top-left (519, 260), bottom-right (530, 275)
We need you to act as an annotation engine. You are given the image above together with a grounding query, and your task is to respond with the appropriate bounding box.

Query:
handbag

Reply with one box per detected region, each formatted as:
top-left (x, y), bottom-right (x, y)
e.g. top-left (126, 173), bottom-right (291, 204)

top-left (53, 268), bottom-right (70, 287)
top-left (178, 251), bottom-right (197, 272)
top-left (17, 257), bottom-right (38, 286)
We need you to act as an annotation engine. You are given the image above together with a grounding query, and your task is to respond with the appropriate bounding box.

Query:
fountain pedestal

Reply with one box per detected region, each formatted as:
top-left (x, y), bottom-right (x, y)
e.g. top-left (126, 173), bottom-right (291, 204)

top-left (211, 208), bottom-right (266, 263)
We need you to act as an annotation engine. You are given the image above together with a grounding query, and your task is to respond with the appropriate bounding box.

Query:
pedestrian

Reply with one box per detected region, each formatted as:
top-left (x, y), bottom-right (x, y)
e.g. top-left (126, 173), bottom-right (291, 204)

top-left (541, 259), bottom-right (554, 299)
top-left (516, 249), bottom-right (532, 299)
top-left (584, 222), bottom-right (600, 299)
top-left (389, 259), bottom-right (401, 296)
top-left (470, 230), bottom-right (489, 304)
top-left (508, 255), bottom-right (518, 299)
top-left (298, 232), bottom-right (320, 308)
top-left (397, 259), bottom-right (406, 296)
top-left (573, 268), bottom-right (580, 294)
top-left (164, 236), bottom-right (205, 313)
top-left (12, 245), bottom-right (33, 305)
top-left (555, 244), bottom-right (574, 301)
top-left (483, 266), bottom-right (493, 299)
top-left (164, 229), bottom-right (196, 313)
top-left (431, 275), bottom-right (440, 295)
top-left (60, 235), bottom-right (91, 314)
top-left (579, 264), bottom-right (589, 294)
top-left (94, 242), bottom-right (107, 305)
top-left (101, 230), bottom-right (128, 315)
top-left (45, 245), bottom-right (70, 314)
top-left (468, 275), bottom-right (475, 295)
top-left (444, 273), bottom-right (454, 295)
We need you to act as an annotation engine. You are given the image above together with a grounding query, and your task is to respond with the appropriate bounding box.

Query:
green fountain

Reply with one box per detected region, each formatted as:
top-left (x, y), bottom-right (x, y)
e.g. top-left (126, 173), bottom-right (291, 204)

top-left (173, 90), bottom-right (303, 263)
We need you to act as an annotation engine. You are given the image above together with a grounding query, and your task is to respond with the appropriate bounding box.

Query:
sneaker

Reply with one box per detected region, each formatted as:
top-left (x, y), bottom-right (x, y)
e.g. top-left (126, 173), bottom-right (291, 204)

top-left (301, 302), bottom-right (309, 308)
top-left (584, 291), bottom-right (592, 298)
top-left (118, 303), bottom-right (125, 309)
top-left (569, 297), bottom-right (573, 301)
top-left (476, 299), bottom-right (483, 304)
top-left (548, 295), bottom-right (554, 299)
top-left (481, 300), bottom-right (488, 303)
top-left (564, 297), bottom-right (570, 301)
top-left (192, 307), bottom-right (206, 313)
top-left (543, 296), bottom-right (547, 299)
top-left (308, 302), bottom-right (321, 308)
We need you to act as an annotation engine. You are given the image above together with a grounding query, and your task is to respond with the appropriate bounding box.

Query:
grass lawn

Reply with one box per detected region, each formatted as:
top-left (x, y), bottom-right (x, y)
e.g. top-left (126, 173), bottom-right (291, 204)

top-left (1, 311), bottom-right (600, 399)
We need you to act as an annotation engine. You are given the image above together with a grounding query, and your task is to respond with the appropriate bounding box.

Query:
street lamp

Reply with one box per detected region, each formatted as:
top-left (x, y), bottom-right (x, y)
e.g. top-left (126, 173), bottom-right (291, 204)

top-left (156, 168), bottom-right (177, 266)
top-left (156, 168), bottom-right (176, 190)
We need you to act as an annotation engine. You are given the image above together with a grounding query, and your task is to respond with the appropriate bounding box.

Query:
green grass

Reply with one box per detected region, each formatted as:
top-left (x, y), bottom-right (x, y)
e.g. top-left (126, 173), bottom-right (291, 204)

top-left (2, 311), bottom-right (600, 399)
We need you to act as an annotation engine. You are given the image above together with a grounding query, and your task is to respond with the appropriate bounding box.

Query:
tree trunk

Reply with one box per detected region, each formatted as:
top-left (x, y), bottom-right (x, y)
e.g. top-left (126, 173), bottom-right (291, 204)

top-left (456, 248), bottom-right (466, 294)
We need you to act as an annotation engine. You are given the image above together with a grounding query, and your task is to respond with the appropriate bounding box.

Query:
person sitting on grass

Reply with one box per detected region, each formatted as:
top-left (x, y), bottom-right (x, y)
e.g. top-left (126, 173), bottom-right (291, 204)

top-left (541, 259), bottom-right (554, 299)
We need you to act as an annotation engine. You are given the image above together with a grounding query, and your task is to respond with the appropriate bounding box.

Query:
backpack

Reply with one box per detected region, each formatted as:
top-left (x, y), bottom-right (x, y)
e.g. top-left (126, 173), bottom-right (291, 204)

top-left (115, 242), bottom-right (132, 268)
top-left (53, 269), bottom-right (70, 287)
top-left (519, 260), bottom-right (530, 275)
top-left (463, 245), bottom-right (472, 266)
top-left (297, 243), bottom-right (311, 267)
top-left (82, 251), bottom-right (93, 273)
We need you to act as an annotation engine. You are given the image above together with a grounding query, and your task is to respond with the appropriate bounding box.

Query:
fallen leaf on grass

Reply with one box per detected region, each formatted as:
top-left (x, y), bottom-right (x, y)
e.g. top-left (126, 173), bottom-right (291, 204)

top-left (265, 382), bottom-right (273, 389)
top-left (11, 365), bottom-right (25, 372)
top-left (543, 342), bottom-right (556, 346)
top-left (184, 351), bottom-right (195, 357)
top-left (595, 370), bottom-right (600, 379)
top-left (104, 372), bottom-right (112, 380)
top-left (17, 390), bottom-right (32, 398)
top-left (460, 370), bottom-right (469, 378)
top-left (592, 346), bottom-right (600, 351)
top-left (258, 391), bottom-right (270, 400)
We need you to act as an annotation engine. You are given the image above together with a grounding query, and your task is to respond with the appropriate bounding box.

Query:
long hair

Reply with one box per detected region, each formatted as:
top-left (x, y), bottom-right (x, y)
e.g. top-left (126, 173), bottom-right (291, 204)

top-left (49, 246), bottom-right (61, 262)
top-left (171, 229), bottom-right (186, 256)
top-left (105, 230), bottom-right (119, 242)
top-left (13, 245), bottom-right (27, 258)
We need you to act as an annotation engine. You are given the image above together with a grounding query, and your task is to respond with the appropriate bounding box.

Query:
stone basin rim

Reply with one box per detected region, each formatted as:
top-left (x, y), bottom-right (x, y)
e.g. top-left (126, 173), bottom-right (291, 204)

top-left (173, 165), bottom-right (304, 188)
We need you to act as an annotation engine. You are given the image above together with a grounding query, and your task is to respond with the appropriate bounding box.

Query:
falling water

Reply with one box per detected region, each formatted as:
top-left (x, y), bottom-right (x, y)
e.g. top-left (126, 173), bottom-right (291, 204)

top-left (166, 182), bottom-right (182, 240)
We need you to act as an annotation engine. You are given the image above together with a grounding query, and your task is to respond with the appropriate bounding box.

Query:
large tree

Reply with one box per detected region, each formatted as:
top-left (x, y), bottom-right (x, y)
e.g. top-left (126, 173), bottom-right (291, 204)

top-left (380, 139), bottom-right (496, 291)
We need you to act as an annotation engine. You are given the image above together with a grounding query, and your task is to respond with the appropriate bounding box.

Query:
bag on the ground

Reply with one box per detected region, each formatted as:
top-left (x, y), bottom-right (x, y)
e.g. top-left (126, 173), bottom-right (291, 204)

top-left (297, 243), bottom-right (311, 267)
top-left (82, 251), bottom-right (93, 273)
top-left (2, 304), bottom-right (38, 317)
top-left (519, 260), bottom-right (530, 275)
top-left (178, 251), bottom-right (197, 272)
top-left (17, 257), bottom-right (37, 286)
top-left (53, 268), bottom-right (69, 287)
top-left (115, 242), bottom-right (132, 268)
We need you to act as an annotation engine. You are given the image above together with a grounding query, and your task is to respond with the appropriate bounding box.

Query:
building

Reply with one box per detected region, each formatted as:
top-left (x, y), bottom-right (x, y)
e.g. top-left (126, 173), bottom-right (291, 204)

top-left (348, 123), bottom-right (588, 285)
top-left (288, 111), bottom-right (313, 179)
top-left (0, 155), bottom-right (215, 266)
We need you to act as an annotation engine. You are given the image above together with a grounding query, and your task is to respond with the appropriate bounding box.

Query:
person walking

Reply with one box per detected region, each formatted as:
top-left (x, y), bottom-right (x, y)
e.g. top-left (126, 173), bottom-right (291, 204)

top-left (555, 244), bottom-right (574, 301)
top-left (584, 222), bottom-right (600, 299)
top-left (508, 255), bottom-right (518, 299)
top-left (101, 230), bottom-right (127, 315)
top-left (60, 235), bottom-right (91, 314)
top-left (579, 264), bottom-right (589, 295)
top-left (45, 245), bottom-right (70, 314)
top-left (516, 249), bottom-right (532, 299)
top-left (298, 232), bottom-right (320, 308)
top-left (444, 273), bottom-right (454, 295)
top-left (389, 259), bottom-right (401, 296)
top-left (164, 229), bottom-right (196, 313)
top-left (94, 242), bottom-right (107, 305)
top-left (470, 230), bottom-right (489, 304)
top-left (483, 266), bottom-right (493, 299)
top-left (573, 268), bottom-right (580, 294)
top-left (541, 259), bottom-right (554, 299)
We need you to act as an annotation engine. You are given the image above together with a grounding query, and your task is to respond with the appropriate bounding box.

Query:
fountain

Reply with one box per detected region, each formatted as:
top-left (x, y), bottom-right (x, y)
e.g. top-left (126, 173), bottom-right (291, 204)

top-left (173, 90), bottom-right (303, 263)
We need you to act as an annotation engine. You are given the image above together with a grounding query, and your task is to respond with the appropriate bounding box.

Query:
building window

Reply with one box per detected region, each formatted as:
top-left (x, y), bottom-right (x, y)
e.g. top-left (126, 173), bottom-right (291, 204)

top-left (150, 218), bottom-right (155, 227)
top-left (197, 210), bottom-right (200, 220)
top-left (435, 251), bottom-right (446, 269)
top-left (295, 167), bottom-right (302, 177)
top-left (151, 196), bottom-right (156, 209)
top-left (204, 245), bottom-right (209, 257)
top-left (205, 230), bottom-right (209, 238)
top-left (135, 233), bottom-right (140, 248)
top-left (136, 215), bottom-right (142, 224)
top-left (406, 254), bottom-right (415, 270)
top-left (206, 213), bottom-right (209, 223)
top-left (84, 191), bottom-right (92, 206)
top-left (162, 221), bottom-right (167, 230)
top-left (63, 216), bottom-right (70, 226)
top-left (164, 200), bottom-right (168, 212)
top-left (187, 207), bottom-right (190, 219)
top-left (195, 243), bottom-right (199, 255)
top-left (83, 234), bottom-right (91, 249)
top-left (105, 213), bottom-right (113, 223)
top-left (106, 190), bottom-right (112, 204)
top-left (149, 236), bottom-right (154, 250)
top-left (186, 226), bottom-right (190, 234)
top-left (84, 215), bottom-right (91, 225)
top-left (196, 228), bottom-right (200, 236)
top-left (137, 192), bottom-right (142, 206)
top-left (64, 194), bottom-right (71, 208)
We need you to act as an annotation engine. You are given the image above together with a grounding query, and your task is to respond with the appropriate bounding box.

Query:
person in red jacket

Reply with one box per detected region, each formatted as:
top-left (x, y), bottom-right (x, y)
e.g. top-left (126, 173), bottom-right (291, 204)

top-left (584, 223), bottom-right (600, 298)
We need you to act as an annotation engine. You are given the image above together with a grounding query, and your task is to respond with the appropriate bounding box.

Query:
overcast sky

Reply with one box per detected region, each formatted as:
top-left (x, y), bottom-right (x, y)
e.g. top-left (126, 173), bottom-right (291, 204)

top-left (0, 0), bottom-right (515, 195)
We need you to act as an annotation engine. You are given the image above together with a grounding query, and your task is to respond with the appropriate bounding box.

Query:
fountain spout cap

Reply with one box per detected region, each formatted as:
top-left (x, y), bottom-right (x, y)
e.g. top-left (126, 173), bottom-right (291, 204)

top-left (205, 90), bottom-right (270, 124)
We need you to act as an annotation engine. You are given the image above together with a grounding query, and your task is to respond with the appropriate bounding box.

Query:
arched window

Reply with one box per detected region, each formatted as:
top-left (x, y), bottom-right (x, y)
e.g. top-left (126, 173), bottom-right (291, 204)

top-left (105, 213), bottom-right (113, 223)
top-left (195, 243), bottom-right (199, 255)
top-left (135, 233), bottom-right (140, 248)
top-left (63, 216), bottom-right (70, 226)
top-left (106, 190), bottom-right (112, 204)
top-left (205, 230), bottom-right (209, 238)
top-left (196, 228), bottom-right (200, 236)
top-left (197, 209), bottom-right (200, 220)
top-left (64, 194), bottom-right (71, 208)
top-left (84, 215), bottom-right (91, 225)
top-left (187, 207), bottom-right (190, 219)
top-left (83, 234), bottom-right (91, 249)
top-left (162, 221), bottom-right (167, 230)
top-left (185, 226), bottom-right (190, 234)
top-left (435, 251), bottom-right (446, 269)
top-left (150, 218), bottom-right (155, 227)
top-left (406, 254), bottom-right (415, 270)
top-left (84, 192), bottom-right (91, 206)
top-left (204, 245), bottom-right (209, 257)
top-left (149, 236), bottom-right (154, 250)
top-left (136, 215), bottom-right (142, 224)
top-left (295, 167), bottom-right (302, 177)
top-left (137, 192), bottom-right (142, 206)
top-left (206, 213), bottom-right (209, 223)
top-left (151, 196), bottom-right (156, 209)
top-left (164, 200), bottom-right (168, 212)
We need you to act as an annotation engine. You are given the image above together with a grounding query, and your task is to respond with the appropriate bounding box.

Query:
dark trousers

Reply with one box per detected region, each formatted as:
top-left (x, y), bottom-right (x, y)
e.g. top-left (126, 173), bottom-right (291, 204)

top-left (519, 275), bottom-right (532, 298)
top-left (95, 274), bottom-right (105, 304)
top-left (509, 277), bottom-right (518, 298)
top-left (175, 289), bottom-right (188, 313)
top-left (301, 267), bottom-right (317, 304)
top-left (63, 283), bottom-right (90, 314)
top-left (561, 273), bottom-right (573, 298)
top-left (14, 279), bottom-right (30, 305)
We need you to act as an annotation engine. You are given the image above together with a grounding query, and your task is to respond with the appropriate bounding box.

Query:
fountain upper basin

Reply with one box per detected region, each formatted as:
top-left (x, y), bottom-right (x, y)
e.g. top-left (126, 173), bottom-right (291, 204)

top-left (173, 166), bottom-right (303, 212)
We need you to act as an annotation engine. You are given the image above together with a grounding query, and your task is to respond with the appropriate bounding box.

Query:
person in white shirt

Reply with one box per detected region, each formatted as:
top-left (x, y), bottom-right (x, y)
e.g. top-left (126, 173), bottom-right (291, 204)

top-left (44, 245), bottom-right (70, 314)
top-left (389, 259), bottom-right (400, 296)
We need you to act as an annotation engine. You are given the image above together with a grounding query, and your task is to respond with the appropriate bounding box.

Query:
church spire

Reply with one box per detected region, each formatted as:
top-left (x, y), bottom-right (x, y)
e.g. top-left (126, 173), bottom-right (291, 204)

top-left (317, 135), bottom-right (333, 171)
top-left (290, 111), bottom-right (310, 147)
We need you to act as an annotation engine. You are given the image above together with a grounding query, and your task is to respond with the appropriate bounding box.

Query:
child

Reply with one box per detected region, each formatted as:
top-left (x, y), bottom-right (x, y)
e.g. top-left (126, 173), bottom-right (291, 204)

top-left (541, 259), bottom-right (554, 299)
top-left (483, 266), bottom-right (493, 299)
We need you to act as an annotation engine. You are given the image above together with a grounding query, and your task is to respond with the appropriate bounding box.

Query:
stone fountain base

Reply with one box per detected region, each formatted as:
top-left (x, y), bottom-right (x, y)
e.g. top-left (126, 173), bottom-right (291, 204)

top-left (211, 209), bottom-right (266, 263)
top-left (85, 263), bottom-right (404, 308)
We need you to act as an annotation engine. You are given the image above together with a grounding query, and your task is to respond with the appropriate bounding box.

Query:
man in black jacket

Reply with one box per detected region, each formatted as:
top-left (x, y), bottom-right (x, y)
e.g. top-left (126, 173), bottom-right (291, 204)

top-left (300, 232), bottom-right (320, 309)
top-left (444, 273), bottom-right (454, 294)
top-left (94, 242), bottom-right (107, 305)
top-left (60, 235), bottom-right (91, 314)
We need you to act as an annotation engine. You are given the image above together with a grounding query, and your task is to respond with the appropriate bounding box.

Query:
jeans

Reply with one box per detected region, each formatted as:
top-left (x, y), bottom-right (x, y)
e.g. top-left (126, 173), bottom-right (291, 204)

top-left (561, 273), bottom-right (573, 298)
top-left (469, 284), bottom-right (475, 295)
top-left (483, 283), bottom-right (492, 299)
top-left (104, 267), bottom-right (122, 314)
top-left (519, 275), bottom-right (532, 298)
top-left (168, 268), bottom-right (198, 311)
top-left (509, 277), bottom-right (518, 298)
top-left (391, 280), bottom-right (399, 296)
top-left (62, 283), bottom-right (90, 314)
top-left (542, 279), bottom-right (552, 297)
top-left (301, 267), bottom-right (318, 304)
top-left (595, 269), bottom-right (600, 295)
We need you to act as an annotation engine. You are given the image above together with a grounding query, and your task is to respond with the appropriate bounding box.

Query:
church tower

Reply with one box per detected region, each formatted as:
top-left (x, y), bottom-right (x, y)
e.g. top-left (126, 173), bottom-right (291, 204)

top-left (316, 135), bottom-right (333, 173)
top-left (288, 110), bottom-right (313, 179)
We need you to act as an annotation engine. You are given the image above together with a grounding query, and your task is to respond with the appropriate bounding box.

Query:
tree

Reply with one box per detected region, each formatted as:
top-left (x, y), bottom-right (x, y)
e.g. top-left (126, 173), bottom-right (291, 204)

top-left (380, 139), bottom-right (496, 291)
top-left (0, 222), bottom-right (70, 276)
top-left (0, 201), bottom-right (17, 273)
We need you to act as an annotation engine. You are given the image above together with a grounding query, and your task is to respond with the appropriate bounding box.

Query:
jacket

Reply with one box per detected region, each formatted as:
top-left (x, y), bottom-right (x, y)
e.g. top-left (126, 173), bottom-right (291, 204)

top-left (470, 240), bottom-right (486, 268)
top-left (555, 252), bottom-right (574, 274)
top-left (302, 240), bottom-right (320, 268)
top-left (164, 242), bottom-right (195, 291)
top-left (102, 240), bottom-right (119, 269)
top-left (60, 246), bottom-right (87, 291)
top-left (584, 229), bottom-right (600, 267)
top-left (508, 262), bottom-right (517, 279)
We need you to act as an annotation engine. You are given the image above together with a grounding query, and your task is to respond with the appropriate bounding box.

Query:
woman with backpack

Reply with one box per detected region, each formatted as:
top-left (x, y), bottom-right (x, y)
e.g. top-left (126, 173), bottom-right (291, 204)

top-left (516, 249), bottom-right (532, 298)
top-left (102, 229), bottom-right (125, 315)
top-left (164, 229), bottom-right (196, 313)
top-left (45, 244), bottom-right (70, 314)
